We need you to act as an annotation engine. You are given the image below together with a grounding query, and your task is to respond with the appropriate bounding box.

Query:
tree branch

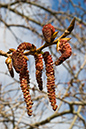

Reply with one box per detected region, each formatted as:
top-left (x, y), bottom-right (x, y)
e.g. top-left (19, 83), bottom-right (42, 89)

top-left (69, 106), bottom-right (82, 129)
top-left (0, 50), bottom-right (10, 57)
top-left (28, 110), bottom-right (71, 129)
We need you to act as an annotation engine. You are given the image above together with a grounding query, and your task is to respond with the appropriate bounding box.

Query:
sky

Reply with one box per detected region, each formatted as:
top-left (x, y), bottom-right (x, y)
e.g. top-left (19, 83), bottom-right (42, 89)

top-left (0, 0), bottom-right (85, 129)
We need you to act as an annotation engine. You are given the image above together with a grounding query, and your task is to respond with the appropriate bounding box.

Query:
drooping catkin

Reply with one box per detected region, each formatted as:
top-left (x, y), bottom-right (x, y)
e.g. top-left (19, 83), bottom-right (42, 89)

top-left (12, 42), bottom-right (34, 116)
top-left (43, 51), bottom-right (57, 111)
top-left (34, 54), bottom-right (43, 90)
top-left (20, 71), bottom-right (33, 116)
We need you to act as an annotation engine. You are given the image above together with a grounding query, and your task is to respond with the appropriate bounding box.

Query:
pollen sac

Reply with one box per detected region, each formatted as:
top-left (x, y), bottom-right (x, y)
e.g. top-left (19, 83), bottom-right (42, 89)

top-left (42, 23), bottom-right (55, 43)
top-left (5, 57), bottom-right (14, 77)
top-left (55, 39), bottom-right (72, 66)
top-left (34, 54), bottom-right (43, 90)
top-left (43, 51), bottom-right (57, 111)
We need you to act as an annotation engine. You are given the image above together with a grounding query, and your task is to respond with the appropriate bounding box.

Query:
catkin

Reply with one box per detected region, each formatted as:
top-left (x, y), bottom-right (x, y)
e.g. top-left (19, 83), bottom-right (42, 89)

top-left (34, 54), bottom-right (43, 90)
top-left (43, 51), bottom-right (57, 111)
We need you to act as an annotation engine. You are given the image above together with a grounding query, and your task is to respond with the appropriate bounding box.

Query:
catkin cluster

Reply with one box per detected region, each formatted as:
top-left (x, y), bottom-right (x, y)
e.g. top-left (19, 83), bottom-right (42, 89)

top-left (5, 23), bottom-right (72, 116)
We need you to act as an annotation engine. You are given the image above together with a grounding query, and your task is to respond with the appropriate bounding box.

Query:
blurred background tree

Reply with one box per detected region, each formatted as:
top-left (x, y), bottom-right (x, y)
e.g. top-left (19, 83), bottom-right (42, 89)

top-left (0, 0), bottom-right (86, 129)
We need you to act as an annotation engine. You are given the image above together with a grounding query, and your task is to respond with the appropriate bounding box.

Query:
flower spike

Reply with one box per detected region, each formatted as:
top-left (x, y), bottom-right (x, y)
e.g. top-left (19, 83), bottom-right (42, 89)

top-left (11, 42), bottom-right (35, 116)
top-left (34, 53), bottom-right (43, 90)
top-left (43, 52), bottom-right (57, 111)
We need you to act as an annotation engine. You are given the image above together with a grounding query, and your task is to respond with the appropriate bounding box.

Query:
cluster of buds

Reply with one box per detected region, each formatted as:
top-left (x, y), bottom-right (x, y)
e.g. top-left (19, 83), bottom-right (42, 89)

top-left (43, 52), bottom-right (57, 111)
top-left (34, 54), bottom-right (43, 90)
top-left (55, 38), bottom-right (72, 66)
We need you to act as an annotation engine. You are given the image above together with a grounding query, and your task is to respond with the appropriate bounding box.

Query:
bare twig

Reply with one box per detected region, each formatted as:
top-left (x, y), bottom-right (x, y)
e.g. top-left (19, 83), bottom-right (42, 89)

top-left (69, 106), bottom-right (82, 129)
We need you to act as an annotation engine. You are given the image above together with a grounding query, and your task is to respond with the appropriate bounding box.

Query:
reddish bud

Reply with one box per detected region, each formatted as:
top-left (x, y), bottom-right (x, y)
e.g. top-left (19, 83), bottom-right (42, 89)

top-left (42, 23), bottom-right (55, 43)
top-left (55, 39), bottom-right (72, 65)
top-left (5, 57), bottom-right (14, 77)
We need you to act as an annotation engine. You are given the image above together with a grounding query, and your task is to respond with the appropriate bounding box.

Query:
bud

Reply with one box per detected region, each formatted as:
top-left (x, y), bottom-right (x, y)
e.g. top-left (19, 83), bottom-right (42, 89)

top-left (55, 38), bottom-right (72, 65)
top-left (42, 23), bottom-right (56, 43)
top-left (5, 57), bottom-right (14, 77)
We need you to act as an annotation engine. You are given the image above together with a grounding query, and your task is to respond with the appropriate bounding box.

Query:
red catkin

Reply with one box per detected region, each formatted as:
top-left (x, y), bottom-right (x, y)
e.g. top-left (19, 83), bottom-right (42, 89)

top-left (20, 73), bottom-right (33, 116)
top-left (43, 51), bottom-right (57, 111)
top-left (42, 23), bottom-right (55, 43)
top-left (11, 42), bottom-right (34, 116)
top-left (34, 54), bottom-right (43, 90)
top-left (55, 39), bottom-right (72, 66)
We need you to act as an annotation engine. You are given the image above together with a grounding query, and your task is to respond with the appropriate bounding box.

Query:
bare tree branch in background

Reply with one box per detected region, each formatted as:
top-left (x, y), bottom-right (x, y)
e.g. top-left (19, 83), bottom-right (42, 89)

top-left (0, 0), bottom-right (86, 129)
